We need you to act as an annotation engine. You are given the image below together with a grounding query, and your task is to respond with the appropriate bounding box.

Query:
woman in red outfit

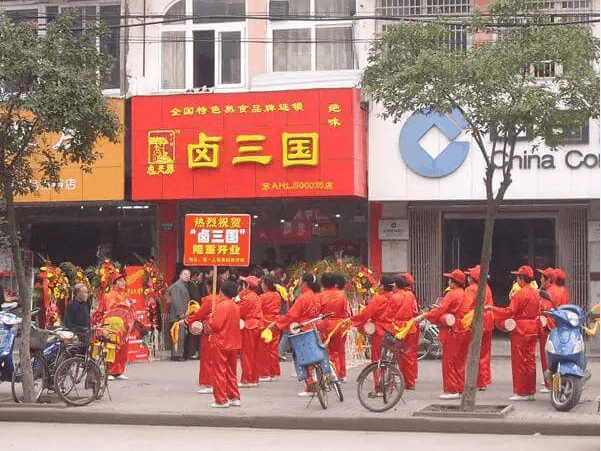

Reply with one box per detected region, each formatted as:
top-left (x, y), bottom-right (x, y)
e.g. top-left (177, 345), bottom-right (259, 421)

top-left (275, 273), bottom-right (322, 396)
top-left (489, 265), bottom-right (541, 401)
top-left (257, 275), bottom-right (282, 381)
top-left (553, 268), bottom-right (571, 306)
top-left (237, 276), bottom-right (263, 387)
top-left (100, 274), bottom-right (134, 380)
top-left (352, 276), bottom-right (395, 369)
top-left (205, 280), bottom-right (242, 408)
top-left (417, 269), bottom-right (470, 399)
top-left (185, 291), bottom-right (216, 393)
top-left (464, 265), bottom-right (494, 390)
top-left (392, 276), bottom-right (418, 390)
top-left (319, 273), bottom-right (350, 380)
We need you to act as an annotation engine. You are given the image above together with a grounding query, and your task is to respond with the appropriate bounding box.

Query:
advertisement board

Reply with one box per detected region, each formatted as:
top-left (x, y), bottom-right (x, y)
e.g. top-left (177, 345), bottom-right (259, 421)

top-left (16, 98), bottom-right (125, 203)
top-left (183, 214), bottom-right (251, 267)
top-left (131, 89), bottom-right (366, 200)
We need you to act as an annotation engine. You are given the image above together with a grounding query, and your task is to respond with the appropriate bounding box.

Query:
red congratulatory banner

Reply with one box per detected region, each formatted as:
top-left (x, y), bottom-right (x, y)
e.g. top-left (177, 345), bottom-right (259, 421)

top-left (131, 88), bottom-right (366, 200)
top-left (183, 214), bottom-right (251, 267)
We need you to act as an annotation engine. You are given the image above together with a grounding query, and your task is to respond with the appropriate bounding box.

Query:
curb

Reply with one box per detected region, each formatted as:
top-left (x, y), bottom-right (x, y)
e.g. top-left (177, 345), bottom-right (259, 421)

top-left (0, 406), bottom-right (598, 436)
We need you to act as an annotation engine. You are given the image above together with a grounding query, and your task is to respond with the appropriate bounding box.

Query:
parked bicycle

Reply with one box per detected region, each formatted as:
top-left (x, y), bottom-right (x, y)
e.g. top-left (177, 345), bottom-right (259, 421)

top-left (286, 313), bottom-right (343, 410)
top-left (11, 325), bottom-right (83, 403)
top-left (356, 332), bottom-right (405, 412)
top-left (417, 320), bottom-right (442, 361)
top-left (53, 326), bottom-right (114, 406)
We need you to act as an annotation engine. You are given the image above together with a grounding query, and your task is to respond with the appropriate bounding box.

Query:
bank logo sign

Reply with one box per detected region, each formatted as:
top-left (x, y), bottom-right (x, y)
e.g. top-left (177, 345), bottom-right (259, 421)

top-left (399, 109), bottom-right (469, 178)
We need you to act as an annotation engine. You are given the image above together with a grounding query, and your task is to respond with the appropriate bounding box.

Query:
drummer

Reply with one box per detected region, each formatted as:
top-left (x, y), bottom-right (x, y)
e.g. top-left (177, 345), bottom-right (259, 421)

top-left (270, 273), bottom-right (322, 397)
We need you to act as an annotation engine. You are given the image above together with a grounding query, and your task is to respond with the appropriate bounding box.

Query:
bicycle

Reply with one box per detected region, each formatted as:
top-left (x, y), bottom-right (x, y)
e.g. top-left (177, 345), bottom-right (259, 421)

top-left (356, 332), bottom-right (405, 412)
top-left (53, 327), bottom-right (113, 406)
top-left (286, 314), bottom-right (343, 410)
top-left (11, 325), bottom-right (83, 403)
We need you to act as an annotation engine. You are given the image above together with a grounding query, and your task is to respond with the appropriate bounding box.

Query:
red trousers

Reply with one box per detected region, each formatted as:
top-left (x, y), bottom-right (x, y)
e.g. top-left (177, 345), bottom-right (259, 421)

top-left (511, 332), bottom-right (538, 396)
top-left (326, 332), bottom-right (347, 380)
top-left (478, 330), bottom-right (493, 389)
top-left (441, 330), bottom-right (470, 394)
top-left (538, 326), bottom-right (550, 388)
top-left (199, 334), bottom-right (213, 387)
top-left (210, 344), bottom-right (240, 405)
top-left (257, 328), bottom-right (281, 378)
top-left (108, 340), bottom-right (128, 376)
top-left (240, 328), bottom-right (261, 384)
top-left (398, 331), bottom-right (419, 389)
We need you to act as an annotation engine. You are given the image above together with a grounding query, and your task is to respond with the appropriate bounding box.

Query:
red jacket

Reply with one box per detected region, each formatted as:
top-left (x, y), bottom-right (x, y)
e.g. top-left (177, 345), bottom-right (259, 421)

top-left (423, 287), bottom-right (469, 338)
top-left (276, 287), bottom-right (321, 330)
top-left (320, 288), bottom-right (349, 320)
top-left (391, 290), bottom-right (417, 331)
top-left (493, 284), bottom-right (540, 335)
top-left (238, 289), bottom-right (262, 329)
top-left (465, 283), bottom-right (494, 331)
top-left (260, 291), bottom-right (281, 324)
top-left (352, 292), bottom-right (393, 335)
top-left (548, 284), bottom-right (570, 307)
top-left (208, 296), bottom-right (241, 350)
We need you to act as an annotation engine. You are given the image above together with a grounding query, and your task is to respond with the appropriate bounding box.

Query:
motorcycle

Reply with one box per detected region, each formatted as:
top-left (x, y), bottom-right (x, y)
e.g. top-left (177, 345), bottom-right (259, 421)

top-left (0, 302), bottom-right (22, 383)
top-left (543, 304), bottom-right (593, 411)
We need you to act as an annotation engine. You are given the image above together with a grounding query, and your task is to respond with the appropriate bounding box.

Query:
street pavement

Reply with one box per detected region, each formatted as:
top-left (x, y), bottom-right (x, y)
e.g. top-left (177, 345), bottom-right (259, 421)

top-left (0, 337), bottom-right (598, 436)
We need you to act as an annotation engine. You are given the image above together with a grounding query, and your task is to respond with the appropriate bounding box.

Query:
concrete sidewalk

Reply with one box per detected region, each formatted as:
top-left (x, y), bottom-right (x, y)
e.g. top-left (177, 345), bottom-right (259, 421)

top-left (0, 338), bottom-right (598, 436)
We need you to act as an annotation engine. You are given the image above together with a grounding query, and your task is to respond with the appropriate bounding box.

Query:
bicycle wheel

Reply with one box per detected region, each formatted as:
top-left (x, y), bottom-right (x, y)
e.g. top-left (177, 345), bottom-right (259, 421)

top-left (332, 380), bottom-right (344, 402)
top-left (54, 356), bottom-right (101, 406)
top-left (11, 353), bottom-right (47, 403)
top-left (313, 365), bottom-right (328, 410)
top-left (357, 362), bottom-right (404, 412)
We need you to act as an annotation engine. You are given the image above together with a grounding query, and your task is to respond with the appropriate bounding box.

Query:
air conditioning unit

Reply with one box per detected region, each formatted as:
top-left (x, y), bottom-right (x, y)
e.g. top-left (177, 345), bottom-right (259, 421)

top-left (269, 0), bottom-right (289, 18)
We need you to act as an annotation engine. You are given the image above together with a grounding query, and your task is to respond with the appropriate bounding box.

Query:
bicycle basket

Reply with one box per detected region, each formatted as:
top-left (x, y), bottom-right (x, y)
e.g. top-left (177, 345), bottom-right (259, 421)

top-left (30, 328), bottom-right (51, 351)
top-left (288, 329), bottom-right (328, 367)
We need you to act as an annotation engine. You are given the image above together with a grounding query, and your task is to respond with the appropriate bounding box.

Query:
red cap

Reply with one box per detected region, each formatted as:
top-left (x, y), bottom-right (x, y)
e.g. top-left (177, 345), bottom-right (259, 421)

top-left (401, 272), bottom-right (414, 286)
top-left (466, 265), bottom-right (481, 282)
top-left (511, 265), bottom-right (534, 279)
top-left (112, 273), bottom-right (125, 284)
top-left (554, 268), bottom-right (567, 282)
top-left (536, 268), bottom-right (556, 282)
top-left (240, 275), bottom-right (260, 289)
top-left (443, 269), bottom-right (466, 285)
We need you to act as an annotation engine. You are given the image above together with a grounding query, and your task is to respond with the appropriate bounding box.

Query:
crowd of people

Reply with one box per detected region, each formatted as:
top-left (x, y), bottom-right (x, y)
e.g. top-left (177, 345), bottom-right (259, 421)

top-left (59, 260), bottom-right (573, 409)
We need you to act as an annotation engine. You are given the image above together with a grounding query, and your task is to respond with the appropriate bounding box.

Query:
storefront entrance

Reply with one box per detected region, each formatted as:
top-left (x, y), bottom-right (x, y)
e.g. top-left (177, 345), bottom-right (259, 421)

top-left (444, 217), bottom-right (555, 306)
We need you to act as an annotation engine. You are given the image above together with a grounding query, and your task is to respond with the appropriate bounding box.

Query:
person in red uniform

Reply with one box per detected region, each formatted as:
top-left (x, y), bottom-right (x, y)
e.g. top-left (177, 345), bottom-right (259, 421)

top-left (256, 275), bottom-right (282, 382)
top-left (237, 275), bottom-right (263, 387)
top-left (488, 265), bottom-right (540, 401)
top-left (274, 272), bottom-right (322, 396)
top-left (100, 273), bottom-right (134, 381)
top-left (416, 269), bottom-right (470, 399)
top-left (352, 276), bottom-right (396, 374)
top-left (184, 289), bottom-right (217, 394)
top-left (392, 275), bottom-right (419, 390)
top-left (464, 265), bottom-right (494, 390)
top-left (318, 273), bottom-right (350, 381)
top-left (204, 280), bottom-right (241, 408)
top-left (553, 268), bottom-right (571, 306)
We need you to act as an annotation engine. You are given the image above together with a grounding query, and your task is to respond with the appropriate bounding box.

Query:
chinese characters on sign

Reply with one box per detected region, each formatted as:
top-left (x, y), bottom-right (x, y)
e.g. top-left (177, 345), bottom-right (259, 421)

top-left (183, 214), bottom-right (251, 267)
top-left (170, 102), bottom-right (305, 117)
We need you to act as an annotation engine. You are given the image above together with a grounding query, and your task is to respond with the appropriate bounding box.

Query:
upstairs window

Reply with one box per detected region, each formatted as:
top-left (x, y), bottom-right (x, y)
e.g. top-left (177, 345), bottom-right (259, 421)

top-left (270, 0), bottom-right (356, 72)
top-left (161, 0), bottom-right (245, 90)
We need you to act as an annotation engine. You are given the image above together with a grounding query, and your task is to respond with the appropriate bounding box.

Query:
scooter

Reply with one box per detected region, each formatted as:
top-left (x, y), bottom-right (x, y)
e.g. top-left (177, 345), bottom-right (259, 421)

top-left (544, 304), bottom-right (591, 412)
top-left (0, 302), bottom-right (22, 383)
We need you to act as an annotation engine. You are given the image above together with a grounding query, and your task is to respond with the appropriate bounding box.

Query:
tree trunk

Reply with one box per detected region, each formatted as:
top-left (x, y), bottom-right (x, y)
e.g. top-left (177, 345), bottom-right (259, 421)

top-left (4, 188), bottom-right (34, 402)
top-left (461, 199), bottom-right (497, 410)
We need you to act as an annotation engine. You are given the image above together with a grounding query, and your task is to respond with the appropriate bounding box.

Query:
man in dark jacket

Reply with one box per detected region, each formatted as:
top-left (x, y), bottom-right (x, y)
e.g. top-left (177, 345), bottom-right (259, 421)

top-left (64, 283), bottom-right (91, 341)
top-left (167, 268), bottom-right (191, 360)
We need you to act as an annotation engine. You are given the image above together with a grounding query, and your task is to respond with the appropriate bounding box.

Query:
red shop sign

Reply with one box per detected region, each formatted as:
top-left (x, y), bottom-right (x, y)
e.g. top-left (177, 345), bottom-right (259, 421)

top-left (183, 214), bottom-right (251, 267)
top-left (131, 88), bottom-right (366, 200)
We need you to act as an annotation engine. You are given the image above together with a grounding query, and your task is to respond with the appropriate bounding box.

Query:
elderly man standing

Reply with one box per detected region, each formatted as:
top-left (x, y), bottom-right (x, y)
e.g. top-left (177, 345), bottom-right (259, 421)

top-left (168, 268), bottom-right (191, 361)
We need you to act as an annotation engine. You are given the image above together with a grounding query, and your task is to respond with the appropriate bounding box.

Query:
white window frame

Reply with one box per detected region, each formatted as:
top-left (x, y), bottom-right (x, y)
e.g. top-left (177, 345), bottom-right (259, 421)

top-left (267, 0), bottom-right (357, 74)
top-left (160, 0), bottom-right (247, 92)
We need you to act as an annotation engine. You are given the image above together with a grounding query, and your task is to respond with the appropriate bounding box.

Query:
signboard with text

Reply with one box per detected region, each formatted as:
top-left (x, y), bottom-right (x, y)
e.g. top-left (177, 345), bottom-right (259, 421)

top-left (131, 89), bottom-right (366, 200)
top-left (183, 214), bottom-right (251, 266)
